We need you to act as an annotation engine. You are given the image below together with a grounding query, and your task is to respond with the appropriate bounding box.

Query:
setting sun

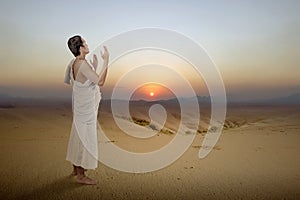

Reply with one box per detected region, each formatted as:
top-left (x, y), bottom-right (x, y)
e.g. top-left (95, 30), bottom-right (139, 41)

top-left (131, 82), bottom-right (176, 101)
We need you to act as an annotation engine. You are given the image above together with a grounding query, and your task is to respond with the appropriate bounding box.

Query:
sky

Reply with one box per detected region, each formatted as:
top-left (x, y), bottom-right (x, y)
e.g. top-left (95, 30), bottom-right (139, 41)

top-left (0, 0), bottom-right (299, 101)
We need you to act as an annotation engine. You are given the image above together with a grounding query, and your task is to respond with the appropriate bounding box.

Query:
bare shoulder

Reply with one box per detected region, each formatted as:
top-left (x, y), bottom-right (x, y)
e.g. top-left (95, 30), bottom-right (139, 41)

top-left (74, 59), bottom-right (89, 70)
top-left (77, 59), bottom-right (94, 74)
top-left (81, 60), bottom-right (93, 70)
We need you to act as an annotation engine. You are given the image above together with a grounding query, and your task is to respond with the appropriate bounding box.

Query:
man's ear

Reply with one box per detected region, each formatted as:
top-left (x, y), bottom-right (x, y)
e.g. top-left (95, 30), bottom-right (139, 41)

top-left (79, 46), bottom-right (83, 54)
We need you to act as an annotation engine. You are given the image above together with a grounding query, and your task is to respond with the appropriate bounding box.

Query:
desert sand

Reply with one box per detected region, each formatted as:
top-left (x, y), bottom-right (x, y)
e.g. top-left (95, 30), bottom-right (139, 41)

top-left (0, 102), bottom-right (299, 199)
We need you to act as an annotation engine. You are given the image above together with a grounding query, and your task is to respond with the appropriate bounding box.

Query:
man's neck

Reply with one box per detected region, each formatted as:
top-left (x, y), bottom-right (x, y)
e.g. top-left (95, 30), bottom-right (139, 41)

top-left (76, 54), bottom-right (85, 60)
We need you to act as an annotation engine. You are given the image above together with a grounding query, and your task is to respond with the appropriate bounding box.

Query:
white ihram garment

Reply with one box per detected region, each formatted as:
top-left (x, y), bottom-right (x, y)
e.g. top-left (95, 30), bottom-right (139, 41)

top-left (65, 59), bottom-right (101, 169)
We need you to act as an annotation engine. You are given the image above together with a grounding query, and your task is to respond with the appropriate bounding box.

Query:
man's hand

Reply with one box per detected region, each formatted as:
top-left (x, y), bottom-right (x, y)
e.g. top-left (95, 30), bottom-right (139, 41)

top-left (101, 46), bottom-right (109, 61)
top-left (90, 54), bottom-right (98, 69)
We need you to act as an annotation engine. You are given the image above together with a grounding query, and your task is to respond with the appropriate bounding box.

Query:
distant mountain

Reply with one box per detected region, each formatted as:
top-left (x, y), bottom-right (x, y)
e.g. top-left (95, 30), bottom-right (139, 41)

top-left (0, 93), bottom-right (15, 107)
top-left (249, 93), bottom-right (300, 105)
top-left (0, 93), bottom-right (70, 107)
top-left (0, 93), bottom-right (12, 100)
top-left (0, 93), bottom-right (211, 108)
top-left (2, 91), bottom-right (299, 107)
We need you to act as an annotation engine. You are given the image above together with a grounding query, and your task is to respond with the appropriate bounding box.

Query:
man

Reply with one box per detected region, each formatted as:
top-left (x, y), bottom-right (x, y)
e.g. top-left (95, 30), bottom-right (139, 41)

top-left (64, 35), bottom-right (109, 185)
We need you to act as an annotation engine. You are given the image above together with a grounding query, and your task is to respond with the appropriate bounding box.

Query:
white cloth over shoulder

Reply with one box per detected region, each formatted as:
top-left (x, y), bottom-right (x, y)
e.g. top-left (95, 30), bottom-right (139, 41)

top-left (65, 59), bottom-right (101, 169)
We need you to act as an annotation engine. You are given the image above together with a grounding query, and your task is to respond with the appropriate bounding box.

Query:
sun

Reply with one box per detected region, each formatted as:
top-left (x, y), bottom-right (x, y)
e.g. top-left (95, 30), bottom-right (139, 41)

top-left (149, 92), bottom-right (154, 97)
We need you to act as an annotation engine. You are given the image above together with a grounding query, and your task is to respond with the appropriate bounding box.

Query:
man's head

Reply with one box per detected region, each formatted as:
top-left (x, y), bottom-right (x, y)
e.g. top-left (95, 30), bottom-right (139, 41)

top-left (67, 35), bottom-right (89, 57)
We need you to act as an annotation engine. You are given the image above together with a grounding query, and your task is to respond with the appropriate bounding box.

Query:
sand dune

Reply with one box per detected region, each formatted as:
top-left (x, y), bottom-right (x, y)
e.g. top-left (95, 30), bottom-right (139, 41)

top-left (0, 103), bottom-right (299, 199)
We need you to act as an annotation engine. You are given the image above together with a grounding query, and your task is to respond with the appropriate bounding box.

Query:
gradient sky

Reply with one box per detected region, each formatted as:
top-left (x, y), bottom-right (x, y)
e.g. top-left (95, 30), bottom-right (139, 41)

top-left (0, 0), bottom-right (299, 101)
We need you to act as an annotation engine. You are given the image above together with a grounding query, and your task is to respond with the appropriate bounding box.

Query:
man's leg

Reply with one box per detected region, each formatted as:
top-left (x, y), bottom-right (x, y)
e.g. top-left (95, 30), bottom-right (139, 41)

top-left (71, 164), bottom-right (77, 176)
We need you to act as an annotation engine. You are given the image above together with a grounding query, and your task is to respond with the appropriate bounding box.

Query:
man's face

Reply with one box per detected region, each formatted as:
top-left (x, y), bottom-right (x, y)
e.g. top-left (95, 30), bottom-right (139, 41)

top-left (80, 38), bottom-right (89, 55)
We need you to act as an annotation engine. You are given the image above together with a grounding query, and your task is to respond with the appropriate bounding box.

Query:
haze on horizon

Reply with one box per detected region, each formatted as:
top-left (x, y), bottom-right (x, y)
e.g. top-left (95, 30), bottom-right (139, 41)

top-left (0, 0), bottom-right (299, 101)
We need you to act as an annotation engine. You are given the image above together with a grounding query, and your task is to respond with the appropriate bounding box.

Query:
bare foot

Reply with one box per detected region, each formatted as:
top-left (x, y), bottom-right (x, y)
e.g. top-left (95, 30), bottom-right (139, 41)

top-left (76, 176), bottom-right (97, 185)
top-left (70, 171), bottom-right (77, 176)
top-left (70, 169), bottom-right (87, 176)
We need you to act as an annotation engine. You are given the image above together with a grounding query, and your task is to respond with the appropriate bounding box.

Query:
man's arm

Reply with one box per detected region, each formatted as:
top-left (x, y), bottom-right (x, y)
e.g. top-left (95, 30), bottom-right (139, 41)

top-left (80, 61), bottom-right (101, 84)
top-left (98, 59), bottom-right (108, 86)
top-left (98, 46), bottom-right (109, 86)
top-left (81, 46), bottom-right (109, 86)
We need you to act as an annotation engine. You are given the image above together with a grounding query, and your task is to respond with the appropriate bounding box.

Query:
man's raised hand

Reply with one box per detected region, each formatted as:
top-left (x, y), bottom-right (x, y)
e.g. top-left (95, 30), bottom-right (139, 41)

top-left (101, 46), bottom-right (109, 61)
top-left (90, 54), bottom-right (98, 69)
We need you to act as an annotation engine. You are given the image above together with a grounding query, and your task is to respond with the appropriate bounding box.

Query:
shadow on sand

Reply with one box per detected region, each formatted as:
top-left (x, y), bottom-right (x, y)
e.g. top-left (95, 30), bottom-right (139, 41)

top-left (16, 175), bottom-right (85, 199)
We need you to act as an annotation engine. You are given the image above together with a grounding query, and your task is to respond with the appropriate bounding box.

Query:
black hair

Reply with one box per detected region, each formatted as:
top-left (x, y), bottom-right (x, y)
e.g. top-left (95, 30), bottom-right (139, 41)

top-left (67, 35), bottom-right (83, 57)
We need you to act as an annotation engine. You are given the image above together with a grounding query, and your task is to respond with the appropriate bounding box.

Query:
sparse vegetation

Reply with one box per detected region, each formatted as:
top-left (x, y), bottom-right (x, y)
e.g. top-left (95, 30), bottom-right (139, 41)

top-left (223, 119), bottom-right (246, 129)
top-left (148, 124), bottom-right (158, 131)
top-left (197, 128), bottom-right (207, 134)
top-left (185, 130), bottom-right (197, 135)
top-left (160, 128), bottom-right (175, 135)
top-left (192, 145), bottom-right (221, 150)
top-left (132, 117), bottom-right (150, 126)
top-left (130, 116), bottom-right (175, 134)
